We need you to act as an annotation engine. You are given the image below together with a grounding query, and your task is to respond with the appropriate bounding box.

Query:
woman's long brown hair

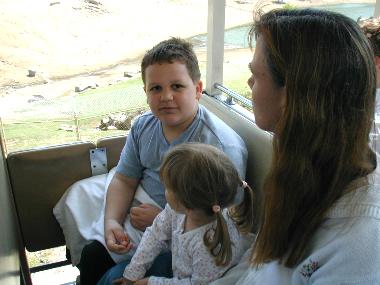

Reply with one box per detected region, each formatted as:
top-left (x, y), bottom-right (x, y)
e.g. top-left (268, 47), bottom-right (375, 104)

top-left (249, 9), bottom-right (377, 266)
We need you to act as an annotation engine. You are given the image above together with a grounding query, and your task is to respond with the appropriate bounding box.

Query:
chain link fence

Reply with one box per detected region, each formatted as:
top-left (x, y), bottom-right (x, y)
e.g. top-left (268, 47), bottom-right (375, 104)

top-left (0, 78), bottom-right (149, 154)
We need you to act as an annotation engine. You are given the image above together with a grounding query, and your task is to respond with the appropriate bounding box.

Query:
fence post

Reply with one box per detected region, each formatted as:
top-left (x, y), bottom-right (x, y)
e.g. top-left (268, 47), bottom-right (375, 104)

top-left (74, 113), bottom-right (80, 141)
top-left (73, 91), bottom-right (81, 141)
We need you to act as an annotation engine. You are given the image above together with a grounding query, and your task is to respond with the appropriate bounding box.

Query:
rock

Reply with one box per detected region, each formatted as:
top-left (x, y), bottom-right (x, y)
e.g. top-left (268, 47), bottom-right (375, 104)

top-left (74, 83), bottom-right (98, 92)
top-left (86, 0), bottom-right (101, 5)
top-left (97, 111), bottom-right (144, 131)
top-left (113, 113), bottom-right (132, 130)
top-left (27, 95), bottom-right (46, 103)
top-left (27, 70), bottom-right (36, 77)
top-left (59, 124), bottom-right (75, 132)
top-left (98, 116), bottom-right (114, 130)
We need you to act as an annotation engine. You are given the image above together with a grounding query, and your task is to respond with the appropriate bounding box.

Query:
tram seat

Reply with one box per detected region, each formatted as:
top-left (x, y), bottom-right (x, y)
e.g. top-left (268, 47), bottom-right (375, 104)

top-left (6, 136), bottom-right (126, 276)
top-left (200, 96), bottom-right (273, 196)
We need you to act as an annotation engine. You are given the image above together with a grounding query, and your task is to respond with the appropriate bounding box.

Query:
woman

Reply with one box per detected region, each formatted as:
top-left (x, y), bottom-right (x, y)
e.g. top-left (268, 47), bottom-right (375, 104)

top-left (212, 8), bottom-right (380, 285)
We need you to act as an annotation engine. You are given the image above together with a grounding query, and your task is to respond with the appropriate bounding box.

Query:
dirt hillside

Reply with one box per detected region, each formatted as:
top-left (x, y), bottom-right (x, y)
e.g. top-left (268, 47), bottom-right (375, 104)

top-left (0, 0), bottom-right (256, 89)
top-left (0, 0), bottom-right (373, 101)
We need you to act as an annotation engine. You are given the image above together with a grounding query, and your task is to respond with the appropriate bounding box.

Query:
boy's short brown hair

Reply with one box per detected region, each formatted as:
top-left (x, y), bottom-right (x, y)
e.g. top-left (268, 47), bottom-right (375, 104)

top-left (141, 37), bottom-right (201, 84)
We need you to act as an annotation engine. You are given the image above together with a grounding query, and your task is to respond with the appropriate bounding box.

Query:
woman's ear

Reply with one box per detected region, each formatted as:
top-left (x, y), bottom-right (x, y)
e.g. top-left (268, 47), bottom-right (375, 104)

top-left (375, 56), bottom-right (380, 69)
top-left (375, 57), bottom-right (380, 88)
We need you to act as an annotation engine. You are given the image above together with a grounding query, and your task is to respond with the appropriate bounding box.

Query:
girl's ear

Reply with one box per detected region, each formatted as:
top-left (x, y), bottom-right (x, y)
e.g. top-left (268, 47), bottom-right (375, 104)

top-left (195, 80), bottom-right (203, 101)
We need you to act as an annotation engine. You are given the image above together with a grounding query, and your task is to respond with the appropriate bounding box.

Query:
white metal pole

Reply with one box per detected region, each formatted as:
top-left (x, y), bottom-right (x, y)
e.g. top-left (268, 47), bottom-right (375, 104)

top-left (206, 0), bottom-right (226, 96)
top-left (375, 0), bottom-right (380, 17)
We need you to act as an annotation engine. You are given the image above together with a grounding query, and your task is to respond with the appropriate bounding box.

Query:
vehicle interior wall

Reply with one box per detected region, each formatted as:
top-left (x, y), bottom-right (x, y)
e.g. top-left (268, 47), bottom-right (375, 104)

top-left (0, 144), bottom-right (21, 285)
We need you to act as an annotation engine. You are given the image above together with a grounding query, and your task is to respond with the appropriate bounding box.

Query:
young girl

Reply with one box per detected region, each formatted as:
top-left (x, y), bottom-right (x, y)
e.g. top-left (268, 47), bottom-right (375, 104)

top-left (114, 143), bottom-right (256, 285)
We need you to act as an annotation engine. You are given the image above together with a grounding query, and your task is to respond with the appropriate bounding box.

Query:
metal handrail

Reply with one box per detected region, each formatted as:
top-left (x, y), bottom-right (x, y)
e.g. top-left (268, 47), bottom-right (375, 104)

top-left (213, 83), bottom-right (252, 108)
top-left (203, 83), bottom-right (255, 124)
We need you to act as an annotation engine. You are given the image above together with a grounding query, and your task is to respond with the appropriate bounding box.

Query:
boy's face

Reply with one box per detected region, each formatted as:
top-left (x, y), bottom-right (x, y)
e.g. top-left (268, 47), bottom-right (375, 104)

top-left (144, 61), bottom-right (202, 132)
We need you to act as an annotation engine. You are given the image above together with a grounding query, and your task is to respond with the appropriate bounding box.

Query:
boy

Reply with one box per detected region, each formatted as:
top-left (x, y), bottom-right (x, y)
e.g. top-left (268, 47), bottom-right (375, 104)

top-left (79, 38), bottom-right (248, 285)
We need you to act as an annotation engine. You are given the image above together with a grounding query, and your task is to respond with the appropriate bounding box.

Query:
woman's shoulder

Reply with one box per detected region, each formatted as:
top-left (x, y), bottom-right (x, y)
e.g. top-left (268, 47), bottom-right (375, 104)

top-left (301, 184), bottom-right (380, 284)
top-left (302, 217), bottom-right (380, 284)
top-left (325, 179), bottom-right (380, 220)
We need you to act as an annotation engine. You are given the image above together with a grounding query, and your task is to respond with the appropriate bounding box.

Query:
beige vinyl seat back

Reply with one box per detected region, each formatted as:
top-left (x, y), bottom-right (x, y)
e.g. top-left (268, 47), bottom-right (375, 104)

top-left (6, 136), bottom-right (126, 253)
top-left (200, 96), bottom-right (273, 196)
top-left (97, 135), bottom-right (127, 171)
top-left (7, 142), bottom-right (96, 251)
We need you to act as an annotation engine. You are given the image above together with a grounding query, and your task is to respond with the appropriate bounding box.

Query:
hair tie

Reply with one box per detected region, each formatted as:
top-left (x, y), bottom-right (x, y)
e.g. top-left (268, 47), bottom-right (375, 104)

top-left (212, 205), bottom-right (221, 213)
top-left (242, 181), bottom-right (248, 189)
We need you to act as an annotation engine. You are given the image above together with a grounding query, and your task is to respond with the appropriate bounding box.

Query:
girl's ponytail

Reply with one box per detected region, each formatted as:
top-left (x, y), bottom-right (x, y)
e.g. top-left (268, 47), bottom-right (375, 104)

top-left (203, 210), bottom-right (233, 266)
top-left (230, 181), bottom-right (257, 234)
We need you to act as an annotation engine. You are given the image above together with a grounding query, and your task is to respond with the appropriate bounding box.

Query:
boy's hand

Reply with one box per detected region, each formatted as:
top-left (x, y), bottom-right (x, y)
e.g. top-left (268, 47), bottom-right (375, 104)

top-left (130, 204), bottom-right (161, 231)
top-left (105, 219), bottom-right (134, 254)
top-left (112, 277), bottom-right (133, 285)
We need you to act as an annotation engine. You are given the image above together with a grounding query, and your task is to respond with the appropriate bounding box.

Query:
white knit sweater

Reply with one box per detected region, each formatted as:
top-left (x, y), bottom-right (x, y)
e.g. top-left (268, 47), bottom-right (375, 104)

top-left (211, 172), bottom-right (380, 285)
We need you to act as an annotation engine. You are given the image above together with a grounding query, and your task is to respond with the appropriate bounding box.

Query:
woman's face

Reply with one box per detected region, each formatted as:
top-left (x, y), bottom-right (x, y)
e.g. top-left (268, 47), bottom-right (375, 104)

top-left (247, 36), bottom-right (286, 132)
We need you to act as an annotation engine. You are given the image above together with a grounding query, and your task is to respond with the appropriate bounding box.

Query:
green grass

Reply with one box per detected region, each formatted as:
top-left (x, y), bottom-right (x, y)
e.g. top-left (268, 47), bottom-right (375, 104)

top-left (4, 121), bottom-right (78, 151)
top-left (10, 78), bottom-right (147, 122)
top-left (3, 116), bottom-right (136, 152)
top-left (3, 77), bottom-right (149, 152)
top-left (223, 62), bottom-right (252, 109)
top-left (224, 77), bottom-right (251, 99)
top-left (283, 3), bottom-right (298, 10)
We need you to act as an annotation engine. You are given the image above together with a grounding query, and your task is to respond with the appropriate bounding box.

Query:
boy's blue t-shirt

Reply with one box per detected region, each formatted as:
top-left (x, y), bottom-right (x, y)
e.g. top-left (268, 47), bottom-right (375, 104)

top-left (115, 104), bottom-right (248, 208)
